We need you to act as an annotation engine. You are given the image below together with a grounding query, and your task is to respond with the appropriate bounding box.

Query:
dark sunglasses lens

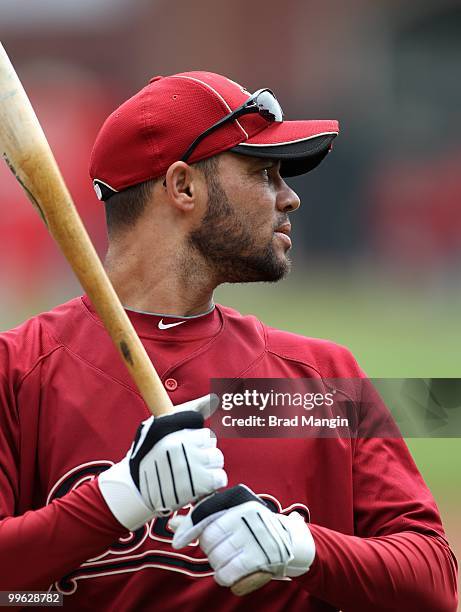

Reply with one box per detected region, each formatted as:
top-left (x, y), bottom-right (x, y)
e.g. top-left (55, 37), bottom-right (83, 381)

top-left (254, 90), bottom-right (283, 122)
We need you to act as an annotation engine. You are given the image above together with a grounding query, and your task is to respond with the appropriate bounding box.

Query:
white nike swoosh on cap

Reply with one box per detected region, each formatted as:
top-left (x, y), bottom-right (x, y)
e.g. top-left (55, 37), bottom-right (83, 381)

top-left (158, 319), bottom-right (187, 330)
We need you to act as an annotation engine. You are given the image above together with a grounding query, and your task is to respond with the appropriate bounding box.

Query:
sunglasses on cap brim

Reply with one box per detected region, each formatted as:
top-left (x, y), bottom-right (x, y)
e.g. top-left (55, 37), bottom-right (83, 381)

top-left (180, 88), bottom-right (284, 163)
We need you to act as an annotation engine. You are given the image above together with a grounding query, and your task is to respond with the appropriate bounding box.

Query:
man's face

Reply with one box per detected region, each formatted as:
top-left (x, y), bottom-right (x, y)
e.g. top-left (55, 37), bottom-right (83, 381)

top-left (189, 153), bottom-right (300, 283)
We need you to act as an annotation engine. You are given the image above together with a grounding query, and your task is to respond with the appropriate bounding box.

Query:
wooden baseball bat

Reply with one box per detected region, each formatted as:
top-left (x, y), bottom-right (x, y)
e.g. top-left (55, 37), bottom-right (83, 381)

top-left (0, 43), bottom-right (271, 596)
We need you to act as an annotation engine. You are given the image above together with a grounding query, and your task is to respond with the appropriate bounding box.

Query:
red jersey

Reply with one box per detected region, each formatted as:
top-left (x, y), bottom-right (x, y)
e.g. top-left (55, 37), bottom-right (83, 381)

top-left (0, 296), bottom-right (457, 611)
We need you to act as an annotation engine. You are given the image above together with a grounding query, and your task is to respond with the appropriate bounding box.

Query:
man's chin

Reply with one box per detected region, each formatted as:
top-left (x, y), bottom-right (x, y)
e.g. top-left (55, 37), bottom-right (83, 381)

top-left (269, 258), bottom-right (291, 282)
top-left (224, 254), bottom-right (291, 284)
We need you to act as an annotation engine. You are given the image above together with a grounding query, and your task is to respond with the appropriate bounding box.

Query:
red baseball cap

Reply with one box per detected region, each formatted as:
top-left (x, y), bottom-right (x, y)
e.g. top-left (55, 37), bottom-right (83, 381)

top-left (90, 71), bottom-right (339, 200)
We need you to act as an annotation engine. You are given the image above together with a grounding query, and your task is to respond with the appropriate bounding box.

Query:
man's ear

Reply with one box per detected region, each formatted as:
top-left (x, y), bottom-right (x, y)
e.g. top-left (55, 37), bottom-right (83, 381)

top-left (164, 161), bottom-right (196, 212)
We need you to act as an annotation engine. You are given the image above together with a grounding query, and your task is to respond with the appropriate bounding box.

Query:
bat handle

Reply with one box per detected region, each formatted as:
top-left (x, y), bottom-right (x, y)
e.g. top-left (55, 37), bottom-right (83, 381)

top-left (231, 570), bottom-right (272, 596)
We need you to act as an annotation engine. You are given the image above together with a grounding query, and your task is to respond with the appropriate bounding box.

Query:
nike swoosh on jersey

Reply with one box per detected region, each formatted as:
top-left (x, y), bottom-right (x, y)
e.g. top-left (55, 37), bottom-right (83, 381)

top-left (158, 319), bottom-right (187, 330)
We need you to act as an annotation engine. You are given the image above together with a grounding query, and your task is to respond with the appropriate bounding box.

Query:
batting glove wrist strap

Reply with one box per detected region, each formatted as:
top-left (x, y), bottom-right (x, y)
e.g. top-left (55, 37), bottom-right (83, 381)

top-left (98, 456), bottom-right (153, 531)
top-left (278, 512), bottom-right (316, 577)
top-left (98, 395), bottom-right (227, 532)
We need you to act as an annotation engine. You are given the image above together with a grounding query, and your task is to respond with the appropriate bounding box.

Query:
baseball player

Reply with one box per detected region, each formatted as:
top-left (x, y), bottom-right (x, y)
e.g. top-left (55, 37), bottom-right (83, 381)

top-left (0, 72), bottom-right (457, 611)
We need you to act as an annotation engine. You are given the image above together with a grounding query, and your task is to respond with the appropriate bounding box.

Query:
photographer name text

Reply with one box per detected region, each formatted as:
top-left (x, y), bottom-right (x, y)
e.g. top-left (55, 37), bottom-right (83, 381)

top-left (221, 415), bottom-right (349, 429)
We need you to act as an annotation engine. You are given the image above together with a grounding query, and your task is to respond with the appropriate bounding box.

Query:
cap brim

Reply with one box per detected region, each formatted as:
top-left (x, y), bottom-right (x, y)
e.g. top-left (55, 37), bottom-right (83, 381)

top-left (231, 119), bottom-right (338, 177)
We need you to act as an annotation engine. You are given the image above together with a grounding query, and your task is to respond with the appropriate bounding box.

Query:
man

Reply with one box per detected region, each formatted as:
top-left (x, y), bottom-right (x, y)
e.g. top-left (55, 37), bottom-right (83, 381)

top-left (0, 71), bottom-right (457, 611)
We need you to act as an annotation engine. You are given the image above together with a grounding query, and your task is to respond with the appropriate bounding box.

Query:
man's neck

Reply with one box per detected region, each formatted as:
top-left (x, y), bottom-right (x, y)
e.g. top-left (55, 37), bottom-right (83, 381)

top-left (104, 246), bottom-right (216, 317)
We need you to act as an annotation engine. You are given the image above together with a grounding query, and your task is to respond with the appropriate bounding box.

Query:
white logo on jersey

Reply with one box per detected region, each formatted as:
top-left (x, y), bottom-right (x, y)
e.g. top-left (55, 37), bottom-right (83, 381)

top-left (158, 319), bottom-right (186, 330)
top-left (47, 462), bottom-right (310, 595)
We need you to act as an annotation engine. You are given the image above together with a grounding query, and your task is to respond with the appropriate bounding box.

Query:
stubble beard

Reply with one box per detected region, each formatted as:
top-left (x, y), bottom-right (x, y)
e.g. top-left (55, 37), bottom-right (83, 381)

top-left (188, 173), bottom-right (291, 284)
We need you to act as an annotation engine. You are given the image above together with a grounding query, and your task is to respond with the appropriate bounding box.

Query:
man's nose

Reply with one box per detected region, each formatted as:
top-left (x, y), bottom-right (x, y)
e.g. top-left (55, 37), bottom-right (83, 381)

top-left (276, 180), bottom-right (301, 213)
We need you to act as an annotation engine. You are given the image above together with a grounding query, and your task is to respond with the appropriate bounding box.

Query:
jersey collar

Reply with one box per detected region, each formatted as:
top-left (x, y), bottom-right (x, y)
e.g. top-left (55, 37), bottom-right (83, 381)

top-left (81, 295), bottom-right (222, 340)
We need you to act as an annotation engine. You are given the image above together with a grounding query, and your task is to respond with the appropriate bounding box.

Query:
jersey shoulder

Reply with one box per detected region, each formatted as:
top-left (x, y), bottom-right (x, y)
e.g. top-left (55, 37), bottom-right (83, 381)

top-left (0, 296), bottom-right (87, 384)
top-left (218, 303), bottom-right (264, 336)
top-left (217, 303), bottom-right (365, 378)
top-left (265, 325), bottom-right (365, 378)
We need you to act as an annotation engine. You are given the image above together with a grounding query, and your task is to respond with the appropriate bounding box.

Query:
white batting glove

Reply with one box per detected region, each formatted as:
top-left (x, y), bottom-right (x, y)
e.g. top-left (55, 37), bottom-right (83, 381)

top-left (98, 395), bottom-right (227, 531)
top-left (170, 484), bottom-right (315, 586)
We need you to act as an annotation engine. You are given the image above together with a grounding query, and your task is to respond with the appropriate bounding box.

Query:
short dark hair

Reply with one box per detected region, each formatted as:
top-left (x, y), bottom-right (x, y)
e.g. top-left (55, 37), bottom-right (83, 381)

top-left (104, 156), bottom-right (219, 236)
top-left (104, 179), bottom-right (155, 236)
